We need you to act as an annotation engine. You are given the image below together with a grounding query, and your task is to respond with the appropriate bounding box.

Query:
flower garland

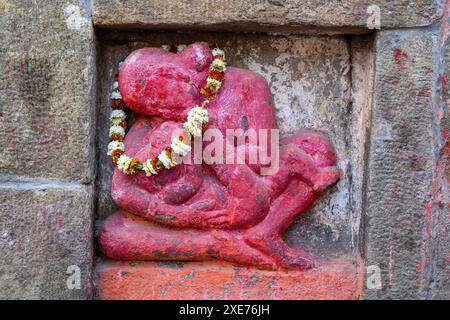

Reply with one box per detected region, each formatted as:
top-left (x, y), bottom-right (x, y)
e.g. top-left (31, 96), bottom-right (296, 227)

top-left (107, 47), bottom-right (226, 176)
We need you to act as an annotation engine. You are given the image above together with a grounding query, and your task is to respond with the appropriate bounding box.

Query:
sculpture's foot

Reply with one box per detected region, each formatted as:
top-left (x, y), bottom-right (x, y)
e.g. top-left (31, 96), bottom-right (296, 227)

top-left (100, 210), bottom-right (315, 270)
top-left (272, 244), bottom-right (315, 270)
top-left (242, 228), bottom-right (315, 270)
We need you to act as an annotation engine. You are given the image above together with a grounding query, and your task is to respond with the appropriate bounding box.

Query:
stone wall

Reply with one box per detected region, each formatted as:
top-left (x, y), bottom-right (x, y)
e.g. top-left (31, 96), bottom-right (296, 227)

top-left (0, 0), bottom-right (448, 299)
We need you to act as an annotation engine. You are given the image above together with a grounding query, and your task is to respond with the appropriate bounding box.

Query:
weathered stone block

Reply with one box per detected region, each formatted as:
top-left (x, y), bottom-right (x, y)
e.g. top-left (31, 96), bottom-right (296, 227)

top-left (96, 259), bottom-right (363, 300)
top-left (0, 0), bottom-right (96, 182)
top-left (417, 3), bottom-right (450, 299)
top-left (430, 21), bottom-right (450, 299)
top-left (0, 180), bottom-right (94, 299)
top-left (365, 28), bottom-right (441, 299)
top-left (93, 0), bottom-right (444, 31)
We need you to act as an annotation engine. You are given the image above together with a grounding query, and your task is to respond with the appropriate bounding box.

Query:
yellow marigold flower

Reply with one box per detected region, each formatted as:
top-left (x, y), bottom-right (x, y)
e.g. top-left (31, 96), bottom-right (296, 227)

top-left (111, 149), bottom-right (124, 164)
top-left (111, 99), bottom-right (124, 109)
top-left (128, 157), bottom-right (141, 175)
top-left (143, 159), bottom-right (158, 176)
top-left (116, 154), bottom-right (141, 174)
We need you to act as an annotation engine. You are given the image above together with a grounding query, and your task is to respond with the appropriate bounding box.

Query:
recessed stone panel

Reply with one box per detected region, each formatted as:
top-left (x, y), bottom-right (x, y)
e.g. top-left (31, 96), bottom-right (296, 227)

top-left (96, 31), bottom-right (360, 259)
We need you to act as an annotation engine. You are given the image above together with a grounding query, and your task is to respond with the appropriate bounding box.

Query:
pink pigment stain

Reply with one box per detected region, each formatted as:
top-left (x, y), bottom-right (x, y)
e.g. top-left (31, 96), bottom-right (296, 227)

top-left (416, 260), bottom-right (422, 273)
top-left (420, 140), bottom-right (450, 274)
top-left (394, 49), bottom-right (407, 69)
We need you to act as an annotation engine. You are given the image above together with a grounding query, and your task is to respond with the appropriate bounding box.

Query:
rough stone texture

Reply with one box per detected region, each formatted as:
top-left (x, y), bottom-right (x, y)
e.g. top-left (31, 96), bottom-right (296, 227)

top-left (93, 0), bottom-right (444, 32)
top-left (0, 0), bottom-right (96, 183)
top-left (417, 2), bottom-right (450, 299)
top-left (95, 259), bottom-right (363, 300)
top-left (96, 32), bottom-right (358, 259)
top-left (364, 26), bottom-right (449, 299)
top-left (0, 0), bottom-right (96, 299)
top-left (0, 180), bottom-right (94, 299)
top-left (349, 36), bottom-right (375, 257)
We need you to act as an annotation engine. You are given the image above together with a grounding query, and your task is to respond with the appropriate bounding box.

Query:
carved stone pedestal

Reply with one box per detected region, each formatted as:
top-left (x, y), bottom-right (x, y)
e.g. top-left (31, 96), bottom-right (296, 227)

top-left (96, 259), bottom-right (363, 300)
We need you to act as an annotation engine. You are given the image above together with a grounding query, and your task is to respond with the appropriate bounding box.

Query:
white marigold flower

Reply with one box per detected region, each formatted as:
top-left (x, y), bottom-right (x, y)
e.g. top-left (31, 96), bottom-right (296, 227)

top-left (183, 120), bottom-right (202, 137)
top-left (188, 106), bottom-right (209, 124)
top-left (158, 150), bottom-right (175, 169)
top-left (206, 77), bottom-right (222, 91)
top-left (117, 154), bottom-right (132, 174)
top-left (110, 109), bottom-right (126, 123)
top-left (211, 58), bottom-right (226, 72)
top-left (142, 159), bottom-right (158, 176)
top-left (171, 138), bottom-right (191, 156)
top-left (212, 48), bottom-right (225, 59)
top-left (177, 44), bottom-right (187, 52)
top-left (109, 125), bottom-right (125, 138)
top-left (107, 141), bottom-right (125, 156)
top-left (184, 106), bottom-right (208, 137)
top-left (111, 91), bottom-right (122, 99)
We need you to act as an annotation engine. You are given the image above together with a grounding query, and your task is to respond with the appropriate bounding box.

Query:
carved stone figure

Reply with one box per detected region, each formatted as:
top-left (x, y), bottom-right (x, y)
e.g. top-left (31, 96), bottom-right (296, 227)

top-left (99, 43), bottom-right (340, 270)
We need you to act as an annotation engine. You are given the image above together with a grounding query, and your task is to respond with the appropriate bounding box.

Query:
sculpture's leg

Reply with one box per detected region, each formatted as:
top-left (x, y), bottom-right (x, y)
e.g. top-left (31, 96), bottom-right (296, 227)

top-left (99, 179), bottom-right (320, 270)
top-left (112, 171), bottom-right (233, 229)
top-left (243, 179), bottom-right (319, 270)
top-left (112, 168), bottom-right (271, 230)
top-left (99, 210), bottom-right (278, 269)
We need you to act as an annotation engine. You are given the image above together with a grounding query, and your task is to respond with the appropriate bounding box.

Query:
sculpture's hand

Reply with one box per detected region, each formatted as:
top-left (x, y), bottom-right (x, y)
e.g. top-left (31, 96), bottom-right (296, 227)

top-left (263, 129), bottom-right (341, 196)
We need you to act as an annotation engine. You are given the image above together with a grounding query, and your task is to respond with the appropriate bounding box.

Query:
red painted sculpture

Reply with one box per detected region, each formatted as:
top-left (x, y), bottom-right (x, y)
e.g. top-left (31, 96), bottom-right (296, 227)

top-left (99, 43), bottom-right (340, 270)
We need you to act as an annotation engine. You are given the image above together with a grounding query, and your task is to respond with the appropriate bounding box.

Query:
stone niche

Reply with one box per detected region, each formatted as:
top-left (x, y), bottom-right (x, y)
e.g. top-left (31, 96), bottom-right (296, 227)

top-left (95, 30), bottom-right (374, 299)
